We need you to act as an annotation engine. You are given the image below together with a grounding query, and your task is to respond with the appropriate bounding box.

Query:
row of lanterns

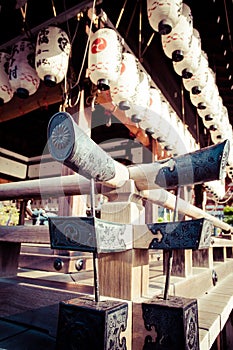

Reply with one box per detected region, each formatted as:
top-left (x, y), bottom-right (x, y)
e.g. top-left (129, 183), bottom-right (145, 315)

top-left (87, 27), bottom-right (198, 156)
top-left (0, 25), bottom-right (71, 104)
top-left (147, 0), bottom-right (233, 178)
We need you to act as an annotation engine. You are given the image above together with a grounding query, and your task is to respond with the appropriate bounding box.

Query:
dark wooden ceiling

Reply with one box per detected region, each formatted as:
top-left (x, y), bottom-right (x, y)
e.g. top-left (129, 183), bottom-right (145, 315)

top-left (0, 0), bottom-right (232, 158)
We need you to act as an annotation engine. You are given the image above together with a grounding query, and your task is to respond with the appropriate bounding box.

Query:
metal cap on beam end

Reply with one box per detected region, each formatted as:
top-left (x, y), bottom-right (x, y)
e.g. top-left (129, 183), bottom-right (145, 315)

top-left (153, 139), bottom-right (230, 189)
top-left (47, 111), bottom-right (129, 186)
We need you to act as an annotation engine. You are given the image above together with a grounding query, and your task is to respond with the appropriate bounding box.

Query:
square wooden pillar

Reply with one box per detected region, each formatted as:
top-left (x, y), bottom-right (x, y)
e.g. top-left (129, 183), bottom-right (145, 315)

top-left (99, 180), bottom-right (149, 301)
top-left (163, 249), bottom-right (193, 277)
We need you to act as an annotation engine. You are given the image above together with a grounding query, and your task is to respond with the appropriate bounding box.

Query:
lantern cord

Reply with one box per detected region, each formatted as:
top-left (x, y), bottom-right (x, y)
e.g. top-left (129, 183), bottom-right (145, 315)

top-left (223, 0), bottom-right (233, 53)
top-left (66, 0), bottom-right (96, 107)
top-left (141, 32), bottom-right (155, 57)
top-left (125, 0), bottom-right (139, 39)
top-left (51, 0), bottom-right (57, 17)
top-left (69, 0), bottom-right (97, 95)
top-left (138, 0), bottom-right (142, 60)
top-left (115, 0), bottom-right (128, 29)
top-left (19, 2), bottom-right (33, 40)
top-left (20, 3), bottom-right (27, 24)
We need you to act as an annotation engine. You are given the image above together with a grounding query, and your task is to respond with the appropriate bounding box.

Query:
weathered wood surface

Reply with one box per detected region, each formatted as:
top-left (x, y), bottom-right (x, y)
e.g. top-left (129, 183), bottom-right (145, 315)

top-left (0, 178), bottom-right (232, 234)
top-left (0, 225), bottom-right (50, 243)
top-left (96, 89), bottom-right (150, 148)
top-left (0, 174), bottom-right (95, 200)
top-left (99, 200), bottom-right (149, 301)
top-left (0, 83), bottom-right (62, 123)
top-left (47, 111), bottom-right (230, 189)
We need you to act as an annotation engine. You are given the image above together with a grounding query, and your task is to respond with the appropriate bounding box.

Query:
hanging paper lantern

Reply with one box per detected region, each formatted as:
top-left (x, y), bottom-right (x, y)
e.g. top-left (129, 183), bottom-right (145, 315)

top-left (147, 0), bottom-right (183, 35)
top-left (125, 71), bottom-right (151, 123)
top-left (197, 95), bottom-right (223, 120)
top-left (204, 180), bottom-right (226, 200)
top-left (210, 124), bottom-right (229, 144)
top-left (190, 78), bottom-right (218, 110)
top-left (8, 40), bottom-right (40, 98)
top-left (0, 52), bottom-right (13, 105)
top-left (227, 165), bottom-right (233, 178)
top-left (110, 52), bottom-right (139, 110)
top-left (139, 87), bottom-right (162, 135)
top-left (35, 26), bottom-right (71, 87)
top-left (173, 28), bottom-right (202, 78)
top-left (88, 28), bottom-right (122, 90)
top-left (161, 3), bottom-right (193, 62)
top-left (202, 105), bottom-right (229, 131)
top-left (182, 51), bottom-right (209, 94)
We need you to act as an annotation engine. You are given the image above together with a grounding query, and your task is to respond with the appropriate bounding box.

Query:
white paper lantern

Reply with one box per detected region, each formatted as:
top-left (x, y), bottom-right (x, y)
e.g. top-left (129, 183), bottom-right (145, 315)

top-left (147, 0), bottom-right (183, 35)
top-left (125, 71), bottom-right (151, 122)
top-left (182, 51), bottom-right (209, 93)
top-left (161, 3), bottom-right (193, 62)
top-left (203, 105), bottom-right (229, 131)
top-left (139, 87), bottom-right (162, 134)
top-left (210, 124), bottom-right (228, 144)
top-left (173, 28), bottom-right (202, 78)
top-left (202, 113), bottom-right (220, 130)
top-left (8, 40), bottom-right (40, 98)
top-left (110, 52), bottom-right (139, 110)
top-left (0, 52), bottom-right (13, 104)
top-left (197, 95), bottom-right (223, 119)
top-left (204, 180), bottom-right (226, 200)
top-left (227, 165), bottom-right (233, 178)
top-left (190, 79), bottom-right (218, 110)
top-left (36, 26), bottom-right (71, 87)
top-left (88, 28), bottom-right (122, 90)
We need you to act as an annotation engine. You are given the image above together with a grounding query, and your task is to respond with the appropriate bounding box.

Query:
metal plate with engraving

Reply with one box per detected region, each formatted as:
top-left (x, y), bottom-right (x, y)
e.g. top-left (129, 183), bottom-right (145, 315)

top-left (133, 218), bottom-right (213, 250)
top-left (49, 216), bottom-right (133, 253)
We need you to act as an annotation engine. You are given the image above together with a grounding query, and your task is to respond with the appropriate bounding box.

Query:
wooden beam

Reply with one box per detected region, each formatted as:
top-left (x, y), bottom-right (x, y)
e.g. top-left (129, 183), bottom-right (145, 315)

top-left (0, 225), bottom-right (50, 244)
top-left (0, 174), bottom-right (96, 200)
top-left (141, 188), bottom-right (233, 233)
top-left (0, 83), bottom-right (63, 123)
top-left (96, 90), bottom-right (151, 148)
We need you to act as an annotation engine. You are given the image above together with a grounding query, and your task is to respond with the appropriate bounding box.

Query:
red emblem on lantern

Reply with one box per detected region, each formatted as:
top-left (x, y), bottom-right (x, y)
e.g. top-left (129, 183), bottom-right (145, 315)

top-left (91, 38), bottom-right (107, 54)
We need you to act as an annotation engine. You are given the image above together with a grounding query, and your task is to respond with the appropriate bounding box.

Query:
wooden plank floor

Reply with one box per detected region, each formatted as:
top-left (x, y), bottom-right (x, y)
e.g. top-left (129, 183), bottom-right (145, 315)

top-left (0, 261), bottom-right (232, 349)
top-left (0, 270), bottom-right (94, 349)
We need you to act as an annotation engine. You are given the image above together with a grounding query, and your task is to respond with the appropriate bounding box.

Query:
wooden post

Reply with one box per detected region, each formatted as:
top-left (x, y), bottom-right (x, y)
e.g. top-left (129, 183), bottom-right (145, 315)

top-left (98, 180), bottom-right (149, 301)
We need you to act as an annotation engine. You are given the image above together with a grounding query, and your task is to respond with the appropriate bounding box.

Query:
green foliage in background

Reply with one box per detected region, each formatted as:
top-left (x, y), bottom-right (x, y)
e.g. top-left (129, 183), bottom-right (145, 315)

top-left (0, 201), bottom-right (19, 226)
top-left (223, 205), bottom-right (233, 226)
